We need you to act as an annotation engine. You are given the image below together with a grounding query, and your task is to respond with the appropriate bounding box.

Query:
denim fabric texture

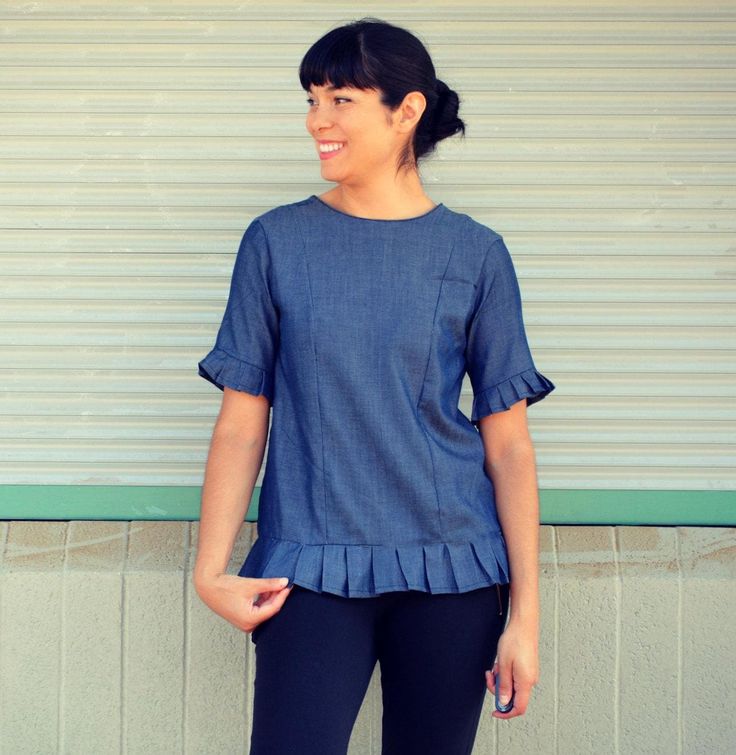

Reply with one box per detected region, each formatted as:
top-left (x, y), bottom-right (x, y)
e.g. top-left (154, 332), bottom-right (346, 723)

top-left (198, 194), bottom-right (556, 598)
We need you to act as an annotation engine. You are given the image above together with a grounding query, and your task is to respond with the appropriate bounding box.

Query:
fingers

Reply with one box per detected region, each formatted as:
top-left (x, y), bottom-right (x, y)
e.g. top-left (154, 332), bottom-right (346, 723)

top-left (272, 584), bottom-right (294, 608)
top-left (485, 661), bottom-right (529, 719)
top-left (485, 664), bottom-right (496, 694)
top-left (253, 584), bottom-right (294, 616)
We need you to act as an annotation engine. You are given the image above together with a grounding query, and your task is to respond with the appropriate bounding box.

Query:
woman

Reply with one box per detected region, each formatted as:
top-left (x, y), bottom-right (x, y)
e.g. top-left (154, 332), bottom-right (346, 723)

top-left (193, 17), bottom-right (555, 755)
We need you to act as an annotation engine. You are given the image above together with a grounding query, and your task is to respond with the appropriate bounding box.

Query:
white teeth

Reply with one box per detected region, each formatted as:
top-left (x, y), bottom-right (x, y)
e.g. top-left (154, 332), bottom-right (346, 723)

top-left (319, 142), bottom-right (344, 152)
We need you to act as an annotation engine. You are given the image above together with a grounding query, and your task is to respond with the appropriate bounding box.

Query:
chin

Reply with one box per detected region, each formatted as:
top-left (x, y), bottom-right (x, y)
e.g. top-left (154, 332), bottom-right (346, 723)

top-left (320, 166), bottom-right (346, 179)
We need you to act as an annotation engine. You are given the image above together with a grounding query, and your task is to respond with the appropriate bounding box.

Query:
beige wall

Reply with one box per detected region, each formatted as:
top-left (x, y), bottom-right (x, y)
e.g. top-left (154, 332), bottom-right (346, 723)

top-left (1, 521), bottom-right (734, 754)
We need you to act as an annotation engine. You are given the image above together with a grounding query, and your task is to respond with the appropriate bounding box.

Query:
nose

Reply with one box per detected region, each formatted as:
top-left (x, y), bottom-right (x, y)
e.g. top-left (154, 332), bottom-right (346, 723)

top-left (306, 108), bottom-right (333, 135)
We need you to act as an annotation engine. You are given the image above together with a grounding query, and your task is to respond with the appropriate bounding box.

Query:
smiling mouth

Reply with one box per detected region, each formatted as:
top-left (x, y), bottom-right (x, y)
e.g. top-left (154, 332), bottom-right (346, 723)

top-left (318, 142), bottom-right (346, 159)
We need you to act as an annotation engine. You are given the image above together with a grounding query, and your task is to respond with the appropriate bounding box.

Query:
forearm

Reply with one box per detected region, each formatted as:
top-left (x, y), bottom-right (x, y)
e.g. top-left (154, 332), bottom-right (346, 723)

top-left (194, 425), bottom-right (266, 584)
top-left (485, 442), bottom-right (540, 627)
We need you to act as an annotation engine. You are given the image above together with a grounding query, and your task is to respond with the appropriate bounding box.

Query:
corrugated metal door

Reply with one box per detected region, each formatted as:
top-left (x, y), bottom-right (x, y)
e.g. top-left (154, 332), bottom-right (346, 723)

top-left (0, 2), bottom-right (733, 519)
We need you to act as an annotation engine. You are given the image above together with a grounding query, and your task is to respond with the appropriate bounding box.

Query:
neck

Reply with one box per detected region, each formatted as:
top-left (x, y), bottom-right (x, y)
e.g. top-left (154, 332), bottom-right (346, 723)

top-left (322, 173), bottom-right (436, 220)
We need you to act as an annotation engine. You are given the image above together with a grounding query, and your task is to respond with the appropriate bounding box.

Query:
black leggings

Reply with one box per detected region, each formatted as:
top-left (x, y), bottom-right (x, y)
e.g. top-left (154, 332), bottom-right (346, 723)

top-left (249, 581), bottom-right (510, 755)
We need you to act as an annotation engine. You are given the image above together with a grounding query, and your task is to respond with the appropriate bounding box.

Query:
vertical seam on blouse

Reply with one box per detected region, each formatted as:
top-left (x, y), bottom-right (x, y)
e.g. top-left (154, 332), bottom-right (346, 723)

top-left (414, 235), bottom-right (459, 544)
top-left (292, 205), bottom-right (330, 541)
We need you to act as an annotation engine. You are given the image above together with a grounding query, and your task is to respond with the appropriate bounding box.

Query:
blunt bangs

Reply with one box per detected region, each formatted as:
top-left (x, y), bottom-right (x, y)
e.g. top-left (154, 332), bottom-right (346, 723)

top-left (298, 26), bottom-right (380, 94)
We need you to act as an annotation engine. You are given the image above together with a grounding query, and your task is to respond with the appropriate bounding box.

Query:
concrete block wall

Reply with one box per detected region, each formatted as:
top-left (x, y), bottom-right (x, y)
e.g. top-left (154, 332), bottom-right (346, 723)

top-left (0, 522), bottom-right (734, 755)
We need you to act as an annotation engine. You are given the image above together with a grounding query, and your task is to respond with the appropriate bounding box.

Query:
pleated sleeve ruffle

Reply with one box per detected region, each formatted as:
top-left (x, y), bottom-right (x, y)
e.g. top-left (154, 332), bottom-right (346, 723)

top-left (465, 235), bottom-right (555, 426)
top-left (238, 532), bottom-right (510, 598)
top-left (198, 347), bottom-right (271, 397)
top-left (197, 219), bottom-right (279, 402)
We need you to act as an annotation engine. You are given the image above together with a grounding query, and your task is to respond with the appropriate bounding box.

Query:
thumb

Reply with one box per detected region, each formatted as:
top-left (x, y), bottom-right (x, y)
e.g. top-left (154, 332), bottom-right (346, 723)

top-left (497, 666), bottom-right (513, 706)
top-left (265, 577), bottom-right (290, 590)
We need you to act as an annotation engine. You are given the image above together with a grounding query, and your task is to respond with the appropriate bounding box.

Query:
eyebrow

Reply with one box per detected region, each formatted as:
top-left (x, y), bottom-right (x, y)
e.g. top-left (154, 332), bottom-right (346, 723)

top-left (307, 84), bottom-right (343, 93)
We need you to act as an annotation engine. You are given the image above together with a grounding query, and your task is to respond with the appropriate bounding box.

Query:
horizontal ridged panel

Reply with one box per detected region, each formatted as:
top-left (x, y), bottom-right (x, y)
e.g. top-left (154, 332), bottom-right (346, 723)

top-left (2, 185), bottom-right (736, 208)
top-left (2, 371), bottom-right (736, 395)
top-left (0, 4), bottom-right (735, 22)
top-left (2, 207), bottom-right (735, 233)
top-left (3, 68), bottom-right (735, 90)
top-left (0, 2), bottom-right (732, 503)
top-left (1, 325), bottom-right (735, 349)
top-left (2, 256), bottom-right (735, 279)
top-left (3, 117), bottom-right (736, 143)
top-left (2, 44), bottom-right (736, 66)
top-left (0, 91), bottom-right (734, 115)
top-left (1, 230), bottom-right (734, 254)
top-left (0, 462), bottom-right (735, 489)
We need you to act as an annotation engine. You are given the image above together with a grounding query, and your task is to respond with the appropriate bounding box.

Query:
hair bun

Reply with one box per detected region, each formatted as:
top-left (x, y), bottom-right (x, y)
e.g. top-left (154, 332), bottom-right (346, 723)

top-left (428, 78), bottom-right (463, 143)
top-left (435, 78), bottom-right (450, 97)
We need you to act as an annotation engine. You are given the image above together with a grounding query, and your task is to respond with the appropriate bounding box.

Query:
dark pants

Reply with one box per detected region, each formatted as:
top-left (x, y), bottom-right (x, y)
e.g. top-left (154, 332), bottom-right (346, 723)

top-left (249, 581), bottom-right (510, 755)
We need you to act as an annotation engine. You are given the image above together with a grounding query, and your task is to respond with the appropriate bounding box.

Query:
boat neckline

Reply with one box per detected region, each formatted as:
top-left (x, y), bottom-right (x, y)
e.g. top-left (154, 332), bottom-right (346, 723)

top-left (309, 194), bottom-right (445, 223)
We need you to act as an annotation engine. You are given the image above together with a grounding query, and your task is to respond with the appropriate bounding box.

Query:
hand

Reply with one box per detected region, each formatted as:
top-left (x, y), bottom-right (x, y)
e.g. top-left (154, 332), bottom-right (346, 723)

top-left (193, 572), bottom-right (294, 634)
top-left (485, 619), bottom-right (539, 719)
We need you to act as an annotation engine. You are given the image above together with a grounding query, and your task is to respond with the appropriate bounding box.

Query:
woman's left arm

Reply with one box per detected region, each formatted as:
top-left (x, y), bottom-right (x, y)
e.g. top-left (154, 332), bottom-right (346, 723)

top-left (477, 396), bottom-right (541, 719)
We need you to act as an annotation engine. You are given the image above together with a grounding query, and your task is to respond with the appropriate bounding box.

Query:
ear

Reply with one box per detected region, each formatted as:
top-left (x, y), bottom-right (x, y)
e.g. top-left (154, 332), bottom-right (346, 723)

top-left (396, 91), bottom-right (427, 133)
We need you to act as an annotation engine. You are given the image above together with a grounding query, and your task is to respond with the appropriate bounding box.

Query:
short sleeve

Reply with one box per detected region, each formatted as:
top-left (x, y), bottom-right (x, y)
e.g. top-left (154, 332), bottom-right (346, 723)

top-left (465, 236), bottom-right (555, 426)
top-left (197, 219), bottom-right (279, 401)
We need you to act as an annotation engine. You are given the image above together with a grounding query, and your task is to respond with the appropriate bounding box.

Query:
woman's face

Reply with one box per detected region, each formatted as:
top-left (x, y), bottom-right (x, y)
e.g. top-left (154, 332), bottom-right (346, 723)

top-left (305, 82), bottom-right (419, 184)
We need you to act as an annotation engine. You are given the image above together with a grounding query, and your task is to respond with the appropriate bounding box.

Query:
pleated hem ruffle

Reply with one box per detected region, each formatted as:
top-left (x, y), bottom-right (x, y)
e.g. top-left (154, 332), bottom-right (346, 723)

top-left (197, 346), bottom-right (272, 399)
top-left (471, 367), bottom-right (555, 424)
top-left (237, 533), bottom-right (510, 598)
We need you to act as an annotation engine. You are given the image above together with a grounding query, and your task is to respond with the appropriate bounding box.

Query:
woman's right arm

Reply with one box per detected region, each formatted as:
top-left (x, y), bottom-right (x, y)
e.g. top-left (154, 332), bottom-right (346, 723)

top-left (192, 387), bottom-right (293, 632)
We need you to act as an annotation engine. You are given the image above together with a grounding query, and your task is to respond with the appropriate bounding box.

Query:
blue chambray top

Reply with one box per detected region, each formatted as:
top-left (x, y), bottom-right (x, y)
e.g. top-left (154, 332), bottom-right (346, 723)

top-left (198, 194), bottom-right (555, 598)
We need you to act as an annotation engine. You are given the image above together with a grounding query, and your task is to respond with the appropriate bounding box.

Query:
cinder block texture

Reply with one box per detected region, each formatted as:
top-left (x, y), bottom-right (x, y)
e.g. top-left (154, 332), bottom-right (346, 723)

top-left (0, 523), bottom-right (734, 755)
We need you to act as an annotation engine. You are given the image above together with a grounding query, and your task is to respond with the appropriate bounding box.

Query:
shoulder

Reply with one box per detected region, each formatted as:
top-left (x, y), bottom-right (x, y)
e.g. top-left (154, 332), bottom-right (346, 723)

top-left (251, 196), bottom-right (314, 234)
top-left (438, 207), bottom-right (510, 296)
top-left (243, 197), bottom-right (319, 257)
top-left (440, 204), bottom-right (505, 257)
top-left (439, 208), bottom-right (520, 303)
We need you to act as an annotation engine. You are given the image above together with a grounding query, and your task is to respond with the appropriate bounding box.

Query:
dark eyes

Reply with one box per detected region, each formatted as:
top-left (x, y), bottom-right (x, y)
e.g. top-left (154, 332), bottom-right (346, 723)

top-left (306, 96), bottom-right (351, 107)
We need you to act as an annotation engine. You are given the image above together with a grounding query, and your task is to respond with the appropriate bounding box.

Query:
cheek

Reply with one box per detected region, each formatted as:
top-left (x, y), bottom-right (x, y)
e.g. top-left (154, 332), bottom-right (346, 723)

top-left (356, 132), bottom-right (394, 161)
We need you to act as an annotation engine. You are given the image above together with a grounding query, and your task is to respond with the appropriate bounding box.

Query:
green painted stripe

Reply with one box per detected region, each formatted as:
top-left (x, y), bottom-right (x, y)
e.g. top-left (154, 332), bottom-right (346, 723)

top-left (541, 489), bottom-right (736, 525)
top-left (0, 486), bottom-right (734, 524)
top-left (0, 485), bottom-right (256, 523)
